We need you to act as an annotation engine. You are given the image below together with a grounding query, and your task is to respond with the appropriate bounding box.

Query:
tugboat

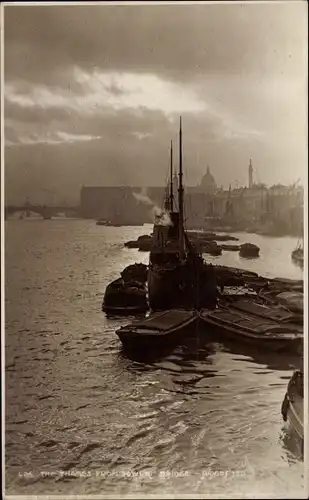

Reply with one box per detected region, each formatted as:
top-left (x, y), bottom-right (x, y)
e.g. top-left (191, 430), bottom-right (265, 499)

top-left (239, 242), bottom-right (260, 258)
top-left (147, 118), bottom-right (217, 312)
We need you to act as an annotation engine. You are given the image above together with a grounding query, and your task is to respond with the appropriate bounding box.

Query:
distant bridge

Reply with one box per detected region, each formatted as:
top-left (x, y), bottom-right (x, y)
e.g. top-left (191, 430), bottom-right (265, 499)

top-left (5, 205), bottom-right (81, 219)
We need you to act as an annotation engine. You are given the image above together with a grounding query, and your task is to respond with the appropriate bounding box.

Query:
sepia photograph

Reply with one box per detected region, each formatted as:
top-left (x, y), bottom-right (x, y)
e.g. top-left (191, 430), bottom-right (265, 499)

top-left (2, 1), bottom-right (308, 498)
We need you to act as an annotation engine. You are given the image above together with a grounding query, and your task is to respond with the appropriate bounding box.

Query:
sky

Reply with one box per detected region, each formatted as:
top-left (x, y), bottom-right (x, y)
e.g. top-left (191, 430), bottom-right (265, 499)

top-left (4, 1), bottom-right (308, 205)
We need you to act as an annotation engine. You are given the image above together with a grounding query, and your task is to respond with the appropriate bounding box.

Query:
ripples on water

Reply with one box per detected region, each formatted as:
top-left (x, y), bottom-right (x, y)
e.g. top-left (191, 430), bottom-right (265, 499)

top-left (5, 220), bottom-right (305, 497)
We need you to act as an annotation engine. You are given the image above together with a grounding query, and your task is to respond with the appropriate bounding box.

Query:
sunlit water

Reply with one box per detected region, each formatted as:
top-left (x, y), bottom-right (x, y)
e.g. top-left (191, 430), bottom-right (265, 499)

top-left (5, 220), bottom-right (305, 498)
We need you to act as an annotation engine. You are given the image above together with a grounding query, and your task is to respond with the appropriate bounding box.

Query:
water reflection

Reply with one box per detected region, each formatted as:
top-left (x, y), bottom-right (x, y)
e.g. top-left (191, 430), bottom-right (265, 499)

top-left (280, 426), bottom-right (304, 463)
top-left (119, 343), bottom-right (177, 363)
top-left (215, 337), bottom-right (302, 372)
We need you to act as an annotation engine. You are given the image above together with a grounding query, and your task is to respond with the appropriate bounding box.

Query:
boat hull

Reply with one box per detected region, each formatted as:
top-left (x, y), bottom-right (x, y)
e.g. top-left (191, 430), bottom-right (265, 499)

top-left (116, 310), bottom-right (198, 351)
top-left (199, 309), bottom-right (302, 352)
top-left (148, 263), bottom-right (217, 312)
top-left (147, 266), bottom-right (188, 311)
top-left (291, 253), bottom-right (304, 268)
top-left (103, 305), bottom-right (148, 316)
top-left (102, 278), bottom-right (148, 315)
top-left (225, 298), bottom-right (302, 325)
top-left (281, 371), bottom-right (304, 440)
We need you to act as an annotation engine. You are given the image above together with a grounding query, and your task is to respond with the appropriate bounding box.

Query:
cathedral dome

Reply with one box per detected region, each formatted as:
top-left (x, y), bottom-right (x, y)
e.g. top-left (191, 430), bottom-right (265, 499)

top-left (200, 166), bottom-right (216, 193)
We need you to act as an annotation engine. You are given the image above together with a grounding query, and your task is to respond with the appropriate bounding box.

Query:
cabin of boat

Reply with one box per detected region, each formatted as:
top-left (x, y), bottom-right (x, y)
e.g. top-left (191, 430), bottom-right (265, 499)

top-left (150, 212), bottom-right (180, 263)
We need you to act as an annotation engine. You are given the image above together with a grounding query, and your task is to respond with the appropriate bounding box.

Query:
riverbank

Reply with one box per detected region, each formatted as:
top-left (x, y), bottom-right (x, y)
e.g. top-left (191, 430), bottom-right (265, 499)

top-left (188, 224), bottom-right (303, 238)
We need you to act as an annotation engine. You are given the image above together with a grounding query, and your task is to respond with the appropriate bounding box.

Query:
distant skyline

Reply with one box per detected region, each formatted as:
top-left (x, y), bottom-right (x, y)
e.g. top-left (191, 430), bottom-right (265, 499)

top-left (4, 2), bottom-right (308, 204)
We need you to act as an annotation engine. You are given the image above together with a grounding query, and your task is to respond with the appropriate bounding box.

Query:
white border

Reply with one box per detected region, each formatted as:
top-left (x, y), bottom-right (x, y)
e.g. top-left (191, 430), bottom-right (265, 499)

top-left (0, 1), bottom-right (302, 7)
top-left (1, 1), bottom-right (308, 499)
top-left (301, 1), bottom-right (308, 493)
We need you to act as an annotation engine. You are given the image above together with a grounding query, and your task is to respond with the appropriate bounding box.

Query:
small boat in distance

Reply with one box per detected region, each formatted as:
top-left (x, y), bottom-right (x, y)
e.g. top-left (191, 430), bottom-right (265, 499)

top-left (116, 309), bottom-right (198, 350)
top-left (96, 218), bottom-right (139, 227)
top-left (239, 242), bottom-right (260, 258)
top-left (281, 370), bottom-right (304, 441)
top-left (291, 229), bottom-right (304, 267)
top-left (96, 219), bottom-right (122, 226)
top-left (97, 219), bottom-right (110, 226)
top-left (291, 238), bottom-right (304, 267)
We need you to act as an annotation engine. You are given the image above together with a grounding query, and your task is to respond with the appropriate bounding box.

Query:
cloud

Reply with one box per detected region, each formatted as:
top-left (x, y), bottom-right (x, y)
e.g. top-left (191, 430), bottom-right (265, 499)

top-left (6, 70), bottom-right (207, 116)
top-left (5, 78), bottom-right (263, 153)
top-left (6, 128), bottom-right (100, 146)
top-left (3, 3), bottom-right (307, 204)
top-left (4, 3), bottom-right (307, 86)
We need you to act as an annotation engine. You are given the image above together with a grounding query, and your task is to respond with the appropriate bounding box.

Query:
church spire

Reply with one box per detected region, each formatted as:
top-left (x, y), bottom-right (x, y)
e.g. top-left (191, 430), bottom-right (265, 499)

top-left (248, 158), bottom-right (253, 189)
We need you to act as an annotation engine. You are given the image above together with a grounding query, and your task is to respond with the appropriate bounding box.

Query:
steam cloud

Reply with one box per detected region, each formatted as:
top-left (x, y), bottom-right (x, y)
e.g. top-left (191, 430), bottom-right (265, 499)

top-left (133, 188), bottom-right (173, 226)
top-left (132, 189), bottom-right (154, 206)
top-left (152, 206), bottom-right (173, 227)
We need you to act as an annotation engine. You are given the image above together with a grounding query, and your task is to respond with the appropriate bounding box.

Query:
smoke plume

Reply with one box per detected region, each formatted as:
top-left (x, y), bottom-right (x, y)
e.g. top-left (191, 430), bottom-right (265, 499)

top-left (152, 206), bottom-right (173, 226)
top-left (133, 188), bottom-right (173, 226)
top-left (132, 188), bottom-right (154, 206)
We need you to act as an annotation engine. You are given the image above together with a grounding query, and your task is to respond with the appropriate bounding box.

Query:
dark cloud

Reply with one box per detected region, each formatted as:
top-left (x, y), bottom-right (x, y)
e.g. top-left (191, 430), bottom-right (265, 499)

top-left (5, 3), bottom-right (306, 86)
top-left (4, 3), bottom-right (307, 204)
top-left (5, 105), bottom-right (300, 205)
top-left (5, 100), bottom-right (73, 125)
top-left (4, 102), bottom-right (174, 143)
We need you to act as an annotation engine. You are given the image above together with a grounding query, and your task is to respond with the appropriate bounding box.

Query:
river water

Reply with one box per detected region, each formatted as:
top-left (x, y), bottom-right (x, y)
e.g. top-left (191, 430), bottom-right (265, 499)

top-left (5, 219), bottom-right (305, 498)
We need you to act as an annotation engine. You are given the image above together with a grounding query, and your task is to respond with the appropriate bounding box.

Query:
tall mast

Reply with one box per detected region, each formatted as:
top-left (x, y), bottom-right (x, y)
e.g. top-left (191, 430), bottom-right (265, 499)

top-left (178, 116), bottom-right (185, 258)
top-left (170, 140), bottom-right (173, 212)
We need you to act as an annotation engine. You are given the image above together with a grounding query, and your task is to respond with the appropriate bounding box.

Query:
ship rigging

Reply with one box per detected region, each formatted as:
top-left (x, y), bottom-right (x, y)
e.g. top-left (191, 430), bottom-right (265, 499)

top-left (147, 117), bottom-right (217, 312)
